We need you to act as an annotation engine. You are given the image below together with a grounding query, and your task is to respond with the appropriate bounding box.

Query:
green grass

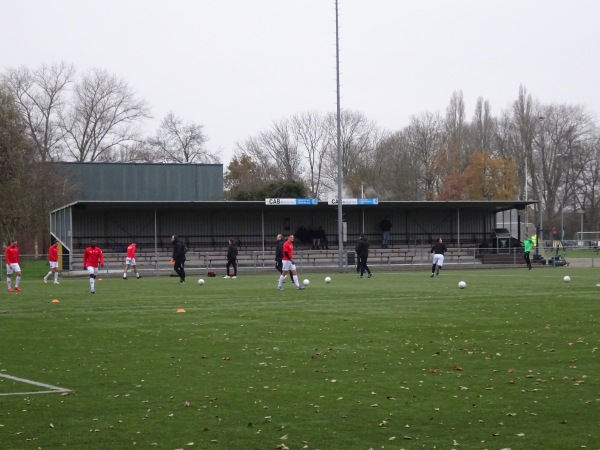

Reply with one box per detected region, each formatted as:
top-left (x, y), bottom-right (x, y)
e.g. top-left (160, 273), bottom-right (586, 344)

top-left (1, 267), bottom-right (599, 449)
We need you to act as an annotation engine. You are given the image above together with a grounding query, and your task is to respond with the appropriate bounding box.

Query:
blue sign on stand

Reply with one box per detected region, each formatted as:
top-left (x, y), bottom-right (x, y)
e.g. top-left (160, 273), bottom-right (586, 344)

top-left (265, 198), bottom-right (318, 205)
top-left (328, 198), bottom-right (379, 205)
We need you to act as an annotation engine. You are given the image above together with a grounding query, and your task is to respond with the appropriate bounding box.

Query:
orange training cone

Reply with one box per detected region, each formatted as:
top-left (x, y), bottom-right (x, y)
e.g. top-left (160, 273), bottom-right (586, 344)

top-left (52, 299), bottom-right (60, 303)
top-left (177, 308), bottom-right (186, 313)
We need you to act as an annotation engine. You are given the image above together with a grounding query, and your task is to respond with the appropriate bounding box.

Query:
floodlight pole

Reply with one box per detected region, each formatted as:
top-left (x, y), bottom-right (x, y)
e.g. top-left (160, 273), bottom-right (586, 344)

top-left (335, 0), bottom-right (344, 271)
top-left (537, 115), bottom-right (545, 255)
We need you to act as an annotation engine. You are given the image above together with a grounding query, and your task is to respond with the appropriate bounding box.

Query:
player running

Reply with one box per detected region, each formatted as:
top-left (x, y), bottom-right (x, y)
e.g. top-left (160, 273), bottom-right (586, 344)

top-left (430, 237), bottom-right (447, 277)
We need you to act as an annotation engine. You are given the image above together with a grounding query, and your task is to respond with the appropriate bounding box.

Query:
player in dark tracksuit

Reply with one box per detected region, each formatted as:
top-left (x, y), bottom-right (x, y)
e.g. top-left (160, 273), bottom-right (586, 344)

top-left (275, 234), bottom-right (284, 274)
top-left (225, 238), bottom-right (238, 278)
top-left (171, 235), bottom-right (186, 283)
top-left (355, 233), bottom-right (372, 278)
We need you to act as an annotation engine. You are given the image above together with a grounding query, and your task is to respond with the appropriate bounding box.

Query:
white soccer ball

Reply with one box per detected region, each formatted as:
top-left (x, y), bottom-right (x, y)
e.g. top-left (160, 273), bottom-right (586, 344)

top-left (458, 281), bottom-right (466, 289)
top-left (198, 278), bottom-right (205, 285)
top-left (324, 276), bottom-right (332, 284)
top-left (303, 279), bottom-right (310, 286)
top-left (563, 275), bottom-right (571, 283)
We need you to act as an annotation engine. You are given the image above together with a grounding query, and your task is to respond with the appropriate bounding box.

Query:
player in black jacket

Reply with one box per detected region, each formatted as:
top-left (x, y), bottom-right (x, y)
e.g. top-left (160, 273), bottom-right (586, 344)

top-left (430, 237), bottom-right (447, 277)
top-left (355, 233), bottom-right (372, 278)
top-left (275, 234), bottom-right (284, 274)
top-left (171, 235), bottom-right (186, 283)
top-left (224, 238), bottom-right (239, 278)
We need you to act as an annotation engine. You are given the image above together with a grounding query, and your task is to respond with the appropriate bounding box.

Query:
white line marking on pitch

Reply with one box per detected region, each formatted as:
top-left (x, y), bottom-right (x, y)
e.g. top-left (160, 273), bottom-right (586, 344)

top-left (0, 373), bottom-right (71, 396)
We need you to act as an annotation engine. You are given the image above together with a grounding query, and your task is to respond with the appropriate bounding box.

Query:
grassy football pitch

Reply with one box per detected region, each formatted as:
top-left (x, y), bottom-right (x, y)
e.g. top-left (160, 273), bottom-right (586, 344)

top-left (1, 266), bottom-right (599, 449)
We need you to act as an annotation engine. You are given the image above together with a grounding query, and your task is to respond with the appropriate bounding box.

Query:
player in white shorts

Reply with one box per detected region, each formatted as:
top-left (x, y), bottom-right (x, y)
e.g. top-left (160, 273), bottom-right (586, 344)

top-left (44, 242), bottom-right (60, 284)
top-left (430, 237), bottom-right (447, 277)
top-left (277, 235), bottom-right (304, 290)
top-left (5, 240), bottom-right (22, 292)
top-left (123, 241), bottom-right (141, 279)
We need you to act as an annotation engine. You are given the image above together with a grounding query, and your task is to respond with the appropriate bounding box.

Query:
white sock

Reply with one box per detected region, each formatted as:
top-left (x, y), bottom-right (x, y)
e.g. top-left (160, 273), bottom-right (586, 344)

top-left (15, 276), bottom-right (21, 287)
top-left (54, 272), bottom-right (59, 282)
top-left (90, 278), bottom-right (95, 290)
top-left (278, 275), bottom-right (285, 287)
top-left (7, 278), bottom-right (11, 289)
top-left (45, 271), bottom-right (52, 279)
top-left (292, 275), bottom-right (300, 287)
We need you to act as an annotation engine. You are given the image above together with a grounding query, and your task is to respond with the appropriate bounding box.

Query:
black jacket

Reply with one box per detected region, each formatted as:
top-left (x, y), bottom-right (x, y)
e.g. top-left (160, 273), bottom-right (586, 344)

top-left (227, 243), bottom-right (238, 261)
top-left (172, 238), bottom-right (186, 262)
top-left (430, 242), bottom-right (447, 255)
top-left (275, 239), bottom-right (284, 262)
top-left (355, 237), bottom-right (370, 258)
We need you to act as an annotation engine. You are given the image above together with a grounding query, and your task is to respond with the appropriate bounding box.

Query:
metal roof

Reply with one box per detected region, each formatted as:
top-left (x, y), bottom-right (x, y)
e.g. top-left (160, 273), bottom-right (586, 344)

top-left (52, 199), bottom-right (535, 214)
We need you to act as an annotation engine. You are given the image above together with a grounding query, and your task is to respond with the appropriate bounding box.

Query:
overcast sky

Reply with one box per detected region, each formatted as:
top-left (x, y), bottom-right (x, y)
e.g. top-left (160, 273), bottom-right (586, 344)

top-left (2, 0), bottom-right (599, 167)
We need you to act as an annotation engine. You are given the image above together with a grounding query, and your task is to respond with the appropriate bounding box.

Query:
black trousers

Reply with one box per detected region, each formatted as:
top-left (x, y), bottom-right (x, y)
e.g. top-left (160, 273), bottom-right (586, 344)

top-left (358, 256), bottom-right (371, 276)
top-left (174, 260), bottom-right (186, 281)
top-left (226, 259), bottom-right (237, 276)
top-left (524, 252), bottom-right (532, 268)
top-left (275, 259), bottom-right (283, 273)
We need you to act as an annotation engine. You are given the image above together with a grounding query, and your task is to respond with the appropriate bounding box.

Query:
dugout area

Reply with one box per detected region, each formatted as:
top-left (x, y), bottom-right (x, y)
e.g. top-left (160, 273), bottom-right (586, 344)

top-left (50, 199), bottom-right (534, 271)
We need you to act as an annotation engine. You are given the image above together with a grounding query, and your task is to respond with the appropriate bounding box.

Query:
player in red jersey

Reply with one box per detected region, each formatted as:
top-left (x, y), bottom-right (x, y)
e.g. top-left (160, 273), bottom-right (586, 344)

top-left (83, 240), bottom-right (105, 294)
top-left (5, 240), bottom-right (22, 292)
top-left (123, 241), bottom-right (141, 279)
top-left (44, 242), bottom-right (60, 284)
top-left (276, 235), bottom-right (304, 290)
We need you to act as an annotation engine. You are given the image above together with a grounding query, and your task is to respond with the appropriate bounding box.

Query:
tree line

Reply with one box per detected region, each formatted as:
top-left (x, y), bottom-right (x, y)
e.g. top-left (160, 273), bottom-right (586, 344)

top-left (2, 62), bottom-right (600, 242)
top-left (228, 88), bottom-right (600, 239)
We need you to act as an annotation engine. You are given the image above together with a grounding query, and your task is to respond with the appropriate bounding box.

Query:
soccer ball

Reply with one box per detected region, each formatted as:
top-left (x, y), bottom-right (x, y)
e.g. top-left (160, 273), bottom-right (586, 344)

top-left (458, 281), bottom-right (466, 289)
top-left (303, 279), bottom-right (310, 286)
top-left (198, 278), bottom-right (205, 285)
top-left (324, 276), bottom-right (332, 283)
top-left (563, 275), bottom-right (571, 283)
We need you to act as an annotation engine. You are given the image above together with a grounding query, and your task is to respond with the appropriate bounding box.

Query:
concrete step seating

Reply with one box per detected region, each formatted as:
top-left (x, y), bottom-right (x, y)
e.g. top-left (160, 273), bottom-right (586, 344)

top-left (480, 253), bottom-right (526, 265)
top-left (70, 247), bottom-right (424, 271)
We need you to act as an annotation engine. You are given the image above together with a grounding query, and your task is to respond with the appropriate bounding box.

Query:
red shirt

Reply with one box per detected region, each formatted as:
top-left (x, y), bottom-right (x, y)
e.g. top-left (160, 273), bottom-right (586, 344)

top-left (83, 246), bottom-right (105, 268)
top-left (127, 244), bottom-right (136, 259)
top-left (5, 245), bottom-right (19, 264)
top-left (49, 245), bottom-right (58, 262)
top-left (282, 240), bottom-right (294, 261)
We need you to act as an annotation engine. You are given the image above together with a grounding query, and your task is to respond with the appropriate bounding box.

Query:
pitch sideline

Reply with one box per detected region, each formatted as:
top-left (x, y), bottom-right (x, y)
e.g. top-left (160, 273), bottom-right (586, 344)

top-left (0, 373), bottom-right (71, 396)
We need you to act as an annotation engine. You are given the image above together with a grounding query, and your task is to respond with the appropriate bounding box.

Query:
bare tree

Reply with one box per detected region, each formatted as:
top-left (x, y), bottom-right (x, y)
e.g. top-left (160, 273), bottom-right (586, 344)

top-left (471, 97), bottom-right (493, 152)
top-left (364, 131), bottom-right (417, 200)
top-left (235, 118), bottom-right (304, 181)
top-left (149, 112), bottom-right (219, 163)
top-left (574, 133), bottom-right (600, 233)
top-left (322, 110), bottom-right (381, 195)
top-left (235, 136), bottom-right (279, 177)
top-left (260, 119), bottom-right (303, 181)
top-left (2, 62), bottom-right (74, 162)
top-left (432, 91), bottom-right (468, 199)
top-left (291, 111), bottom-right (328, 198)
top-left (0, 85), bottom-right (30, 243)
top-left (404, 111), bottom-right (446, 199)
top-left (0, 85), bottom-right (76, 249)
top-left (62, 68), bottom-right (150, 162)
top-left (103, 140), bottom-right (158, 163)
